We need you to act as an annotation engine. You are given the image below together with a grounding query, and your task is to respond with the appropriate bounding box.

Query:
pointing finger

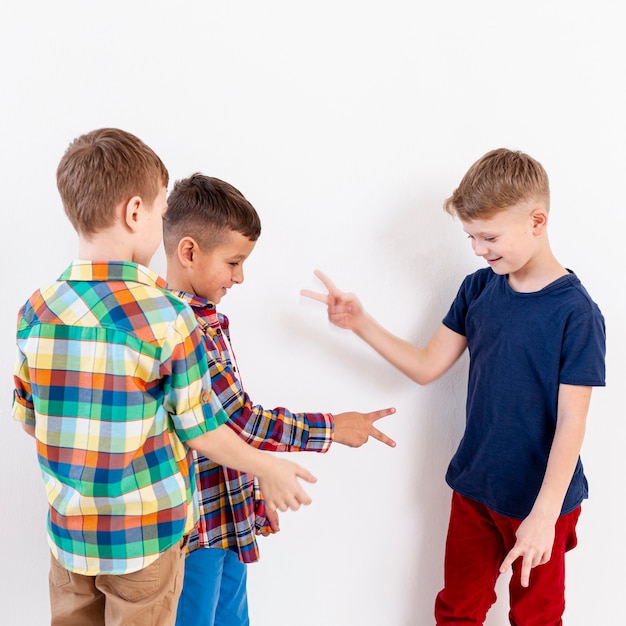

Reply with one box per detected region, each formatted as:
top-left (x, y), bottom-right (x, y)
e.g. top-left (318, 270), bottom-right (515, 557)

top-left (313, 269), bottom-right (339, 294)
top-left (295, 466), bottom-right (318, 485)
top-left (368, 407), bottom-right (396, 423)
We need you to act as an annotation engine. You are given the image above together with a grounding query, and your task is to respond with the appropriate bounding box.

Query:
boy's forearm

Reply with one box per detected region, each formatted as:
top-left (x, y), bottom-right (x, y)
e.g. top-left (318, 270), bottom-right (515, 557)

top-left (228, 401), bottom-right (333, 453)
top-left (188, 424), bottom-right (274, 477)
top-left (354, 318), bottom-right (466, 385)
top-left (353, 314), bottom-right (427, 382)
top-left (530, 385), bottom-right (591, 521)
top-left (188, 423), bottom-right (316, 513)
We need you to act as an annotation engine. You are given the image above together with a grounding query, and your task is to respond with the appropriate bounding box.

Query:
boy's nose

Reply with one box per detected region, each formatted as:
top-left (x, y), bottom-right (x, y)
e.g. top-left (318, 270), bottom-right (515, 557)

top-left (472, 241), bottom-right (488, 256)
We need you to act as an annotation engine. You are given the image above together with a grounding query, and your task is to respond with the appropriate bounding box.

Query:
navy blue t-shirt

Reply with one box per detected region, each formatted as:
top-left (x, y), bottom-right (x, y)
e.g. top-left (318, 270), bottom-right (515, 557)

top-left (442, 268), bottom-right (606, 519)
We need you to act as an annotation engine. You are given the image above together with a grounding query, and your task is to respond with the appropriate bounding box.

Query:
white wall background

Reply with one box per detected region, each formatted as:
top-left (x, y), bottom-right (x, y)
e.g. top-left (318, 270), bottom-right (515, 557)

top-left (1, 1), bottom-right (623, 624)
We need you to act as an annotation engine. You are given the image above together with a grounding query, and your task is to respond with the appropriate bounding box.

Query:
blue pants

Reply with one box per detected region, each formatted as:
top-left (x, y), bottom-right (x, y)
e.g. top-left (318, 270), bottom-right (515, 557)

top-left (175, 548), bottom-right (249, 626)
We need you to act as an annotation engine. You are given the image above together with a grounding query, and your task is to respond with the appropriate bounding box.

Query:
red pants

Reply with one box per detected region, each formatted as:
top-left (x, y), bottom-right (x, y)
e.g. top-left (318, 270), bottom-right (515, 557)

top-left (435, 492), bottom-right (581, 625)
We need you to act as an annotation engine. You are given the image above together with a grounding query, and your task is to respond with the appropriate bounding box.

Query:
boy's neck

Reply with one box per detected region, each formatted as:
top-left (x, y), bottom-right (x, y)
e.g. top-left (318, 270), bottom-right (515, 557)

top-left (77, 219), bottom-right (148, 264)
top-left (165, 261), bottom-right (193, 296)
top-left (507, 246), bottom-right (568, 293)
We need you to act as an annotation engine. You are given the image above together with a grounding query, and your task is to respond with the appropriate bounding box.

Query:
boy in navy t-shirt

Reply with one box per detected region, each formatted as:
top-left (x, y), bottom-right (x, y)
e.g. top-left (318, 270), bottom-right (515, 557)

top-left (302, 148), bottom-right (606, 625)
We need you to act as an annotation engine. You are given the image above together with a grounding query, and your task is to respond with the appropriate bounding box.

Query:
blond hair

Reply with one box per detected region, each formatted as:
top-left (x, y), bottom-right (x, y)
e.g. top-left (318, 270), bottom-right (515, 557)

top-left (444, 148), bottom-right (550, 220)
top-left (57, 128), bottom-right (168, 235)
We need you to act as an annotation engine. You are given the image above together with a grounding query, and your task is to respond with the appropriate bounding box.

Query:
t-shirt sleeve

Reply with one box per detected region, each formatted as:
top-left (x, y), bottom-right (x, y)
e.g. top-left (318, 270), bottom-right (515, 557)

top-left (560, 302), bottom-right (606, 387)
top-left (442, 272), bottom-right (484, 336)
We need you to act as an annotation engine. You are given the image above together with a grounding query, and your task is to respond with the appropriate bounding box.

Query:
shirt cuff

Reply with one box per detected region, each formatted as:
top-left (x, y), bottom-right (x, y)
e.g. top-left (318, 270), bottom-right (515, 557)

top-left (302, 412), bottom-right (334, 453)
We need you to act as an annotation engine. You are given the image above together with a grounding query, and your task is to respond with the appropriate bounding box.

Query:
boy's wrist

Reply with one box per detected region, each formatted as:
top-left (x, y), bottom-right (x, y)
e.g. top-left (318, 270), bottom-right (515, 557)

top-left (528, 496), bottom-right (562, 524)
top-left (353, 312), bottom-right (375, 340)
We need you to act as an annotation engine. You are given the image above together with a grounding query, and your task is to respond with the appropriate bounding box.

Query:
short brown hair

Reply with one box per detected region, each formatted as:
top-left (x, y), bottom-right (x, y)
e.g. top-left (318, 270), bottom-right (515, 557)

top-left (56, 128), bottom-right (169, 235)
top-left (163, 174), bottom-right (261, 254)
top-left (444, 148), bottom-right (550, 220)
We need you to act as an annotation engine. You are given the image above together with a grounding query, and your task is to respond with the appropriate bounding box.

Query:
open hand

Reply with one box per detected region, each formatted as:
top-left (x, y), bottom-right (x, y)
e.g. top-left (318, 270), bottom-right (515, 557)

top-left (258, 458), bottom-right (317, 515)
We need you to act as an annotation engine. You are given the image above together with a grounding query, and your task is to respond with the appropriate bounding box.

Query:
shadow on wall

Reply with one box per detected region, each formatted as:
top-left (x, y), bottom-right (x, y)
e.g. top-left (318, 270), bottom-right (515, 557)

top-left (289, 188), bottom-right (499, 623)
top-left (379, 192), bottom-right (510, 625)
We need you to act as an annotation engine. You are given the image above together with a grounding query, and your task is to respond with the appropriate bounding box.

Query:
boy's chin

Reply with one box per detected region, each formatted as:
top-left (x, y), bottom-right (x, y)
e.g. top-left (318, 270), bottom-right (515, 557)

top-left (486, 261), bottom-right (506, 274)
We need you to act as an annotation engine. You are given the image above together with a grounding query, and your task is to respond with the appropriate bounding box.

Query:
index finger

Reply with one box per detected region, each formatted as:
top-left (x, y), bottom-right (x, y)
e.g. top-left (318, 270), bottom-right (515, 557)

top-left (312, 269), bottom-right (339, 293)
top-left (295, 465), bottom-right (318, 485)
top-left (499, 547), bottom-right (519, 578)
top-left (368, 407), bottom-right (396, 423)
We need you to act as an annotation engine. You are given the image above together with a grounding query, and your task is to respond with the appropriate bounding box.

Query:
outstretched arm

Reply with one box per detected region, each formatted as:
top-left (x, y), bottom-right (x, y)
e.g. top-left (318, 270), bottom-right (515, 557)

top-left (499, 384), bottom-right (592, 587)
top-left (301, 270), bottom-right (467, 385)
top-left (188, 424), bottom-right (317, 514)
top-left (201, 308), bottom-right (396, 451)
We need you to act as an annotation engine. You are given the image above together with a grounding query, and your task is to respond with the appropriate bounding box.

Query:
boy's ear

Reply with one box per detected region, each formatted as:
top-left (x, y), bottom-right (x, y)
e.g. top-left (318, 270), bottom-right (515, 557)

top-left (531, 208), bottom-right (548, 235)
top-left (123, 196), bottom-right (143, 232)
top-left (177, 236), bottom-right (199, 267)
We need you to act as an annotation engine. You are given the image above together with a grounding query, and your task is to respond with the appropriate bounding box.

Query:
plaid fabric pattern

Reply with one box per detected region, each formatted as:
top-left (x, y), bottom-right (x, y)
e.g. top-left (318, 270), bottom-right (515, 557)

top-left (173, 291), bottom-right (334, 563)
top-left (12, 261), bottom-right (227, 575)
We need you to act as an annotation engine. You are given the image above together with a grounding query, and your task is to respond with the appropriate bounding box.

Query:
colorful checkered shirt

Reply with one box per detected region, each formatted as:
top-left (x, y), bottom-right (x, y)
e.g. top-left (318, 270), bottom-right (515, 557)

top-left (173, 291), bottom-right (334, 563)
top-left (12, 261), bottom-right (228, 576)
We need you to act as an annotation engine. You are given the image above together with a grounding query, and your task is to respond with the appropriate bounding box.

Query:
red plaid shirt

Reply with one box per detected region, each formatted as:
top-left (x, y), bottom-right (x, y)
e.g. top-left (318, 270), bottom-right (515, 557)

top-left (172, 291), bottom-right (334, 563)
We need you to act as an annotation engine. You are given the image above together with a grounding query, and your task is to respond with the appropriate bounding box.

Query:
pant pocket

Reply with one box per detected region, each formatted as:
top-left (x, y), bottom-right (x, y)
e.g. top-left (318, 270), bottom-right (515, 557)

top-left (99, 559), bottom-right (161, 602)
top-left (49, 554), bottom-right (72, 588)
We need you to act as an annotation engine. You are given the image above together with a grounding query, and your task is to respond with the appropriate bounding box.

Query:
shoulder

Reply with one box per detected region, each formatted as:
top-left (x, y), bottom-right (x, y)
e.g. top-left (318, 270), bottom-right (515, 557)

top-left (124, 282), bottom-right (193, 317)
top-left (114, 283), bottom-right (201, 344)
top-left (158, 290), bottom-right (200, 332)
top-left (456, 267), bottom-right (499, 300)
top-left (555, 273), bottom-right (604, 321)
top-left (464, 267), bottom-right (496, 287)
top-left (17, 280), bottom-right (69, 327)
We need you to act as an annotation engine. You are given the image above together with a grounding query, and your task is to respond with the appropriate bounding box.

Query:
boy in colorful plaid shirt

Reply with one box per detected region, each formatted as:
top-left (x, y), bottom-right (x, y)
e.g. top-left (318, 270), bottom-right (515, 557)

top-left (12, 128), bottom-right (316, 626)
top-left (163, 173), bottom-right (397, 626)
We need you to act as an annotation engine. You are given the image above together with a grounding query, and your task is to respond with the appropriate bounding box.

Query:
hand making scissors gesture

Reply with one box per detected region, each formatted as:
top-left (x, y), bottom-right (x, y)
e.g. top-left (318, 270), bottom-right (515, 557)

top-left (300, 269), bottom-right (367, 332)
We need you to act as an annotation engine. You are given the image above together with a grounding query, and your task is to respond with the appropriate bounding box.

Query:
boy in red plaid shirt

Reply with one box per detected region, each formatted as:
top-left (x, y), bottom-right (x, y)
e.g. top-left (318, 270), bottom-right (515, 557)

top-left (164, 173), bottom-right (396, 626)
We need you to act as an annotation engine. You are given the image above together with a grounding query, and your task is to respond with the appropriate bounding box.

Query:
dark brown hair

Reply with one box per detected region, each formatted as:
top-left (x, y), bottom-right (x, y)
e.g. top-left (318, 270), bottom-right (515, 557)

top-left (163, 173), bottom-right (261, 253)
top-left (444, 148), bottom-right (550, 220)
top-left (56, 128), bottom-right (169, 235)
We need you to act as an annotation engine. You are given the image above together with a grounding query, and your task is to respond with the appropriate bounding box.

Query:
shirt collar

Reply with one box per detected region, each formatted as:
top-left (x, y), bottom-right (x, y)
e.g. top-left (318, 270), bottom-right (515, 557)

top-left (59, 261), bottom-right (167, 289)
top-left (169, 290), bottom-right (227, 327)
top-left (171, 289), bottom-right (214, 310)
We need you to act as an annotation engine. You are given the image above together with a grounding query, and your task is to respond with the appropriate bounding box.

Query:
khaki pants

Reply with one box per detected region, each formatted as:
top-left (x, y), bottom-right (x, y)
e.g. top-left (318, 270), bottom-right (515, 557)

top-left (49, 537), bottom-right (188, 626)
